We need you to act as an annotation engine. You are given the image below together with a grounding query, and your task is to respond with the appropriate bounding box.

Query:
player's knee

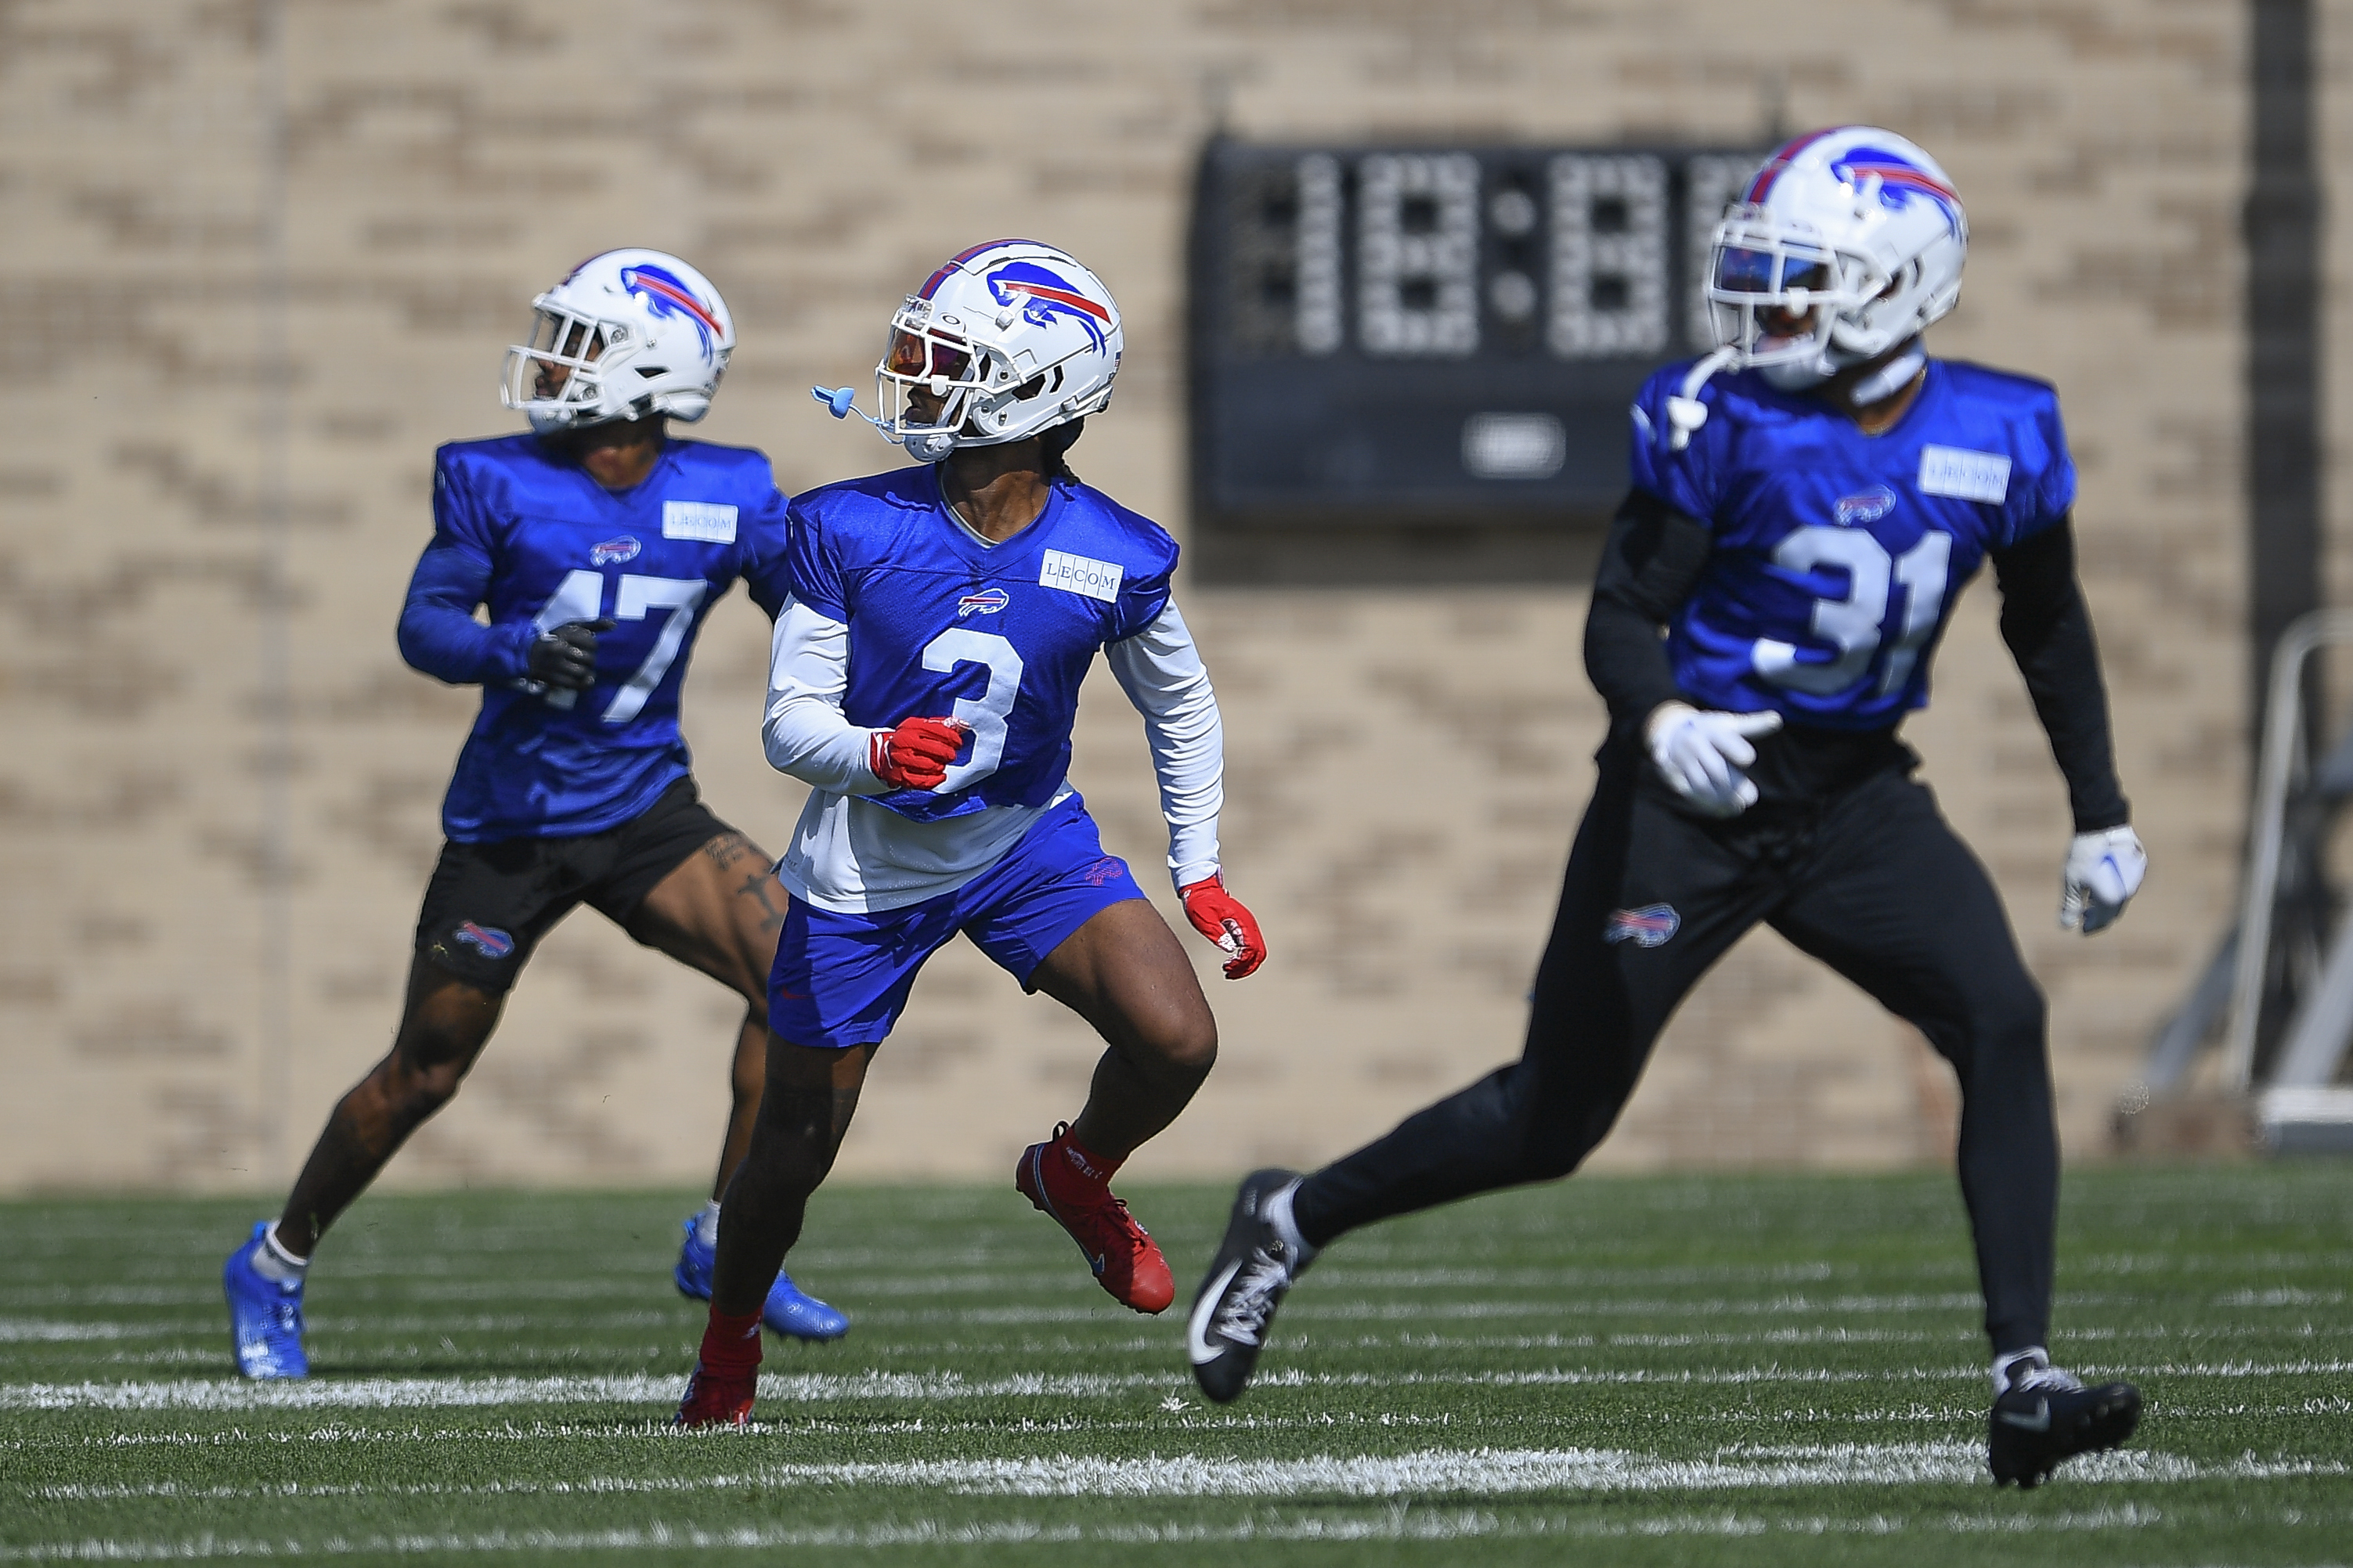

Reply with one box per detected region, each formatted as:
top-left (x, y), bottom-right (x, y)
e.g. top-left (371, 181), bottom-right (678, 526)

top-left (1974, 974), bottom-right (2046, 1055)
top-left (1137, 1005), bottom-right (1218, 1078)
top-left (383, 1047), bottom-right (469, 1116)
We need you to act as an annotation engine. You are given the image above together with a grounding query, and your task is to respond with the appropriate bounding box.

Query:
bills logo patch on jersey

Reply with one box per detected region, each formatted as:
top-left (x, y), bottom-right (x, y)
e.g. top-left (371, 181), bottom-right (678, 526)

top-left (957, 587), bottom-right (1010, 618)
top-left (453, 921), bottom-right (516, 960)
top-left (590, 535), bottom-right (641, 566)
top-left (1835, 486), bottom-right (1896, 527)
top-left (1604, 905), bottom-right (1680, 947)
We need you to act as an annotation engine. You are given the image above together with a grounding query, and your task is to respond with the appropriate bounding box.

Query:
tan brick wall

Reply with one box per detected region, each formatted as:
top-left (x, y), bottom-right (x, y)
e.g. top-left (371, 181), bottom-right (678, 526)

top-left (0, 0), bottom-right (2257, 1193)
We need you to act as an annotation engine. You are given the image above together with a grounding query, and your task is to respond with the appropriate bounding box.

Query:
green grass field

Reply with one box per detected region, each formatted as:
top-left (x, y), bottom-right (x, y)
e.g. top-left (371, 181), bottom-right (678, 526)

top-left (3, 1166), bottom-right (2349, 1566)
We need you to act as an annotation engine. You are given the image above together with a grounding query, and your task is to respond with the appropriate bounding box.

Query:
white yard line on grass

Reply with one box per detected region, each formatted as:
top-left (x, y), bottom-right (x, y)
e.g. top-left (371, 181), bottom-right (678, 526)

top-left (9, 1496), bottom-right (2337, 1561)
top-left (12, 1357), bottom-right (2353, 1412)
top-left (26, 1441), bottom-right (2347, 1505)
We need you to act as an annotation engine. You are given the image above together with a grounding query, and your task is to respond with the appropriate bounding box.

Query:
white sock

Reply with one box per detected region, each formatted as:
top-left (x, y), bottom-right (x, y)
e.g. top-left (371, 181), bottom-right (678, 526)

top-left (695, 1200), bottom-right (722, 1249)
top-left (1261, 1179), bottom-right (1316, 1268)
top-left (251, 1223), bottom-right (309, 1284)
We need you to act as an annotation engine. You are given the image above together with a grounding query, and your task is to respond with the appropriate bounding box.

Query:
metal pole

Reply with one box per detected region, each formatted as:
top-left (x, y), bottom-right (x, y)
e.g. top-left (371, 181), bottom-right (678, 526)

top-left (256, 0), bottom-right (293, 1188)
top-left (2247, 0), bottom-right (2323, 745)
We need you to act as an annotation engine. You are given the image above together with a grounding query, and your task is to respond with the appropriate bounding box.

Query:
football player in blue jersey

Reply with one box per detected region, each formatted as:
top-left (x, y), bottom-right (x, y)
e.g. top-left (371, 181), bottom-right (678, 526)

top-left (675, 240), bottom-right (1265, 1427)
top-left (1189, 129), bottom-right (2148, 1487)
top-left (222, 251), bottom-right (847, 1380)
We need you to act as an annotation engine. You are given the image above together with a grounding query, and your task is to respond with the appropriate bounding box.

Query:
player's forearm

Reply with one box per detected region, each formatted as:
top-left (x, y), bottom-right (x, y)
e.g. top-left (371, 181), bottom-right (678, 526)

top-left (762, 600), bottom-right (889, 794)
top-left (396, 547), bottom-right (533, 687)
top-left (1993, 517), bottom-right (2130, 831)
top-left (1106, 602), bottom-right (1225, 888)
top-left (1585, 490), bottom-right (1712, 730)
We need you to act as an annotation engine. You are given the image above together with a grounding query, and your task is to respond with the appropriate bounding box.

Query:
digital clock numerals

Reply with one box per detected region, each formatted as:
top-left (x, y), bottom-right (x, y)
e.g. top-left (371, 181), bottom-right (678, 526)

top-left (1222, 148), bottom-right (1747, 362)
top-left (1547, 154), bottom-right (1669, 359)
top-left (1356, 153), bottom-right (1482, 356)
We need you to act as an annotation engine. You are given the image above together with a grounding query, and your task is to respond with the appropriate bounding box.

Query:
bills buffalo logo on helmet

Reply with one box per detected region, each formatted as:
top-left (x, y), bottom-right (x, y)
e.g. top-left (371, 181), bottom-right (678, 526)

top-left (1604, 905), bottom-right (1681, 947)
top-left (619, 264), bottom-right (724, 353)
top-left (1835, 487), bottom-right (1896, 527)
top-left (986, 261), bottom-right (1111, 350)
top-left (957, 587), bottom-right (1010, 618)
top-left (590, 535), bottom-right (642, 566)
top-left (1831, 147), bottom-right (1964, 235)
top-left (453, 921), bottom-right (516, 960)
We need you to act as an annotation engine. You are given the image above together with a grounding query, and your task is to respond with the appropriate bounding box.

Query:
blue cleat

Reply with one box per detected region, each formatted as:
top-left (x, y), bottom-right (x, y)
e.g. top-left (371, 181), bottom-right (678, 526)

top-left (222, 1222), bottom-right (308, 1379)
top-left (673, 1214), bottom-right (850, 1342)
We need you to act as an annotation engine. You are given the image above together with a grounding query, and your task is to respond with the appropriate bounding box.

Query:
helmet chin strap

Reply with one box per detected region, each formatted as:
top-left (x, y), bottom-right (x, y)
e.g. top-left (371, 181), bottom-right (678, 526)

top-left (1842, 341), bottom-right (1927, 408)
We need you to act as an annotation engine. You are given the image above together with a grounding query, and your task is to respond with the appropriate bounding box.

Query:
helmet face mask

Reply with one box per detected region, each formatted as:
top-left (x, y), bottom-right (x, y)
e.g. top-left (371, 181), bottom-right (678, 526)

top-left (1705, 128), bottom-right (1966, 387)
top-left (870, 240), bottom-right (1122, 460)
top-left (503, 250), bottom-right (734, 434)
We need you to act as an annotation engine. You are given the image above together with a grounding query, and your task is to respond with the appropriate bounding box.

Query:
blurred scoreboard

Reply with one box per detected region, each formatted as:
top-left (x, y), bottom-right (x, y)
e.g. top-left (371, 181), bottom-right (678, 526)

top-left (1188, 139), bottom-right (1761, 529)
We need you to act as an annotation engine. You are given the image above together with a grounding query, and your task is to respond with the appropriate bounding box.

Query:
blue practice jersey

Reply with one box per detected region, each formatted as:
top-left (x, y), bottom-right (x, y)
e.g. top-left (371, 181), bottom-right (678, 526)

top-left (1629, 358), bottom-right (2076, 729)
top-left (786, 466), bottom-right (1178, 822)
top-left (409, 434), bottom-right (793, 840)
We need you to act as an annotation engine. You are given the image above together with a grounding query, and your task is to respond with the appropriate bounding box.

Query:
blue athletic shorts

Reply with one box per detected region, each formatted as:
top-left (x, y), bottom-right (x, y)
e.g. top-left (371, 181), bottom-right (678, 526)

top-left (769, 791), bottom-right (1146, 1049)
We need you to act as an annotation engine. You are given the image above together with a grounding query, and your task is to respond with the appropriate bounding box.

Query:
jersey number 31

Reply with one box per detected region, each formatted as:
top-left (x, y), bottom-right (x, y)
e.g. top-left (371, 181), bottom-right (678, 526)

top-left (1755, 527), bottom-right (1953, 698)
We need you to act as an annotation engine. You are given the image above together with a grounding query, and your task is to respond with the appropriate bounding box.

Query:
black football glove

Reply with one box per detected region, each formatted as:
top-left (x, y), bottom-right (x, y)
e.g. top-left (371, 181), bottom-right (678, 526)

top-left (527, 618), bottom-right (614, 691)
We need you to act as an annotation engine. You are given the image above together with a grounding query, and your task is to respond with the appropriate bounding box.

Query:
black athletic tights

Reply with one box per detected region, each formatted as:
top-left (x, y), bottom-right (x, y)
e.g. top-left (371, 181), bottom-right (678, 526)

top-left (1291, 741), bottom-right (2059, 1354)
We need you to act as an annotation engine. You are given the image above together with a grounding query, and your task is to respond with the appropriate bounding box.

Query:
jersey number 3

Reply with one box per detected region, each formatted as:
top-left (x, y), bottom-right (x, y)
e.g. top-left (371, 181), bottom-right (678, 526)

top-left (532, 568), bottom-right (709, 723)
top-left (922, 628), bottom-right (1024, 791)
top-left (1754, 527), bottom-right (1953, 697)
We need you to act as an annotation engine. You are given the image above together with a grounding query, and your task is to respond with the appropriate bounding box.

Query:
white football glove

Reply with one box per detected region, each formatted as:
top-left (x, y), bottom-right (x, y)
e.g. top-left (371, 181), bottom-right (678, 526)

top-left (1645, 701), bottom-right (1784, 818)
top-left (2059, 825), bottom-right (2146, 934)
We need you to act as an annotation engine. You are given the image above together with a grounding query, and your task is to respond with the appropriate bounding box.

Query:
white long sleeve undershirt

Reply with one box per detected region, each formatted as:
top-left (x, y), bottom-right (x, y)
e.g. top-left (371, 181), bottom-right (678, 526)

top-left (761, 596), bottom-right (1226, 914)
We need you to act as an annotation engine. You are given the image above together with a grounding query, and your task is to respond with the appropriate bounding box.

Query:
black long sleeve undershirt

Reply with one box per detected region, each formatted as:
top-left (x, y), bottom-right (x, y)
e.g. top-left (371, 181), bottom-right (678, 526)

top-left (1583, 488), bottom-right (2130, 831)
top-left (1988, 515), bottom-right (2131, 831)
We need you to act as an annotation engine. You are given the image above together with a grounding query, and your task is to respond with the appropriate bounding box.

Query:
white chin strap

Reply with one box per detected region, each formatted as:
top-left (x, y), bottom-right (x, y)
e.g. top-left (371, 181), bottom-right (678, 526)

top-left (1761, 356), bottom-right (1837, 391)
top-left (1844, 342), bottom-right (1928, 406)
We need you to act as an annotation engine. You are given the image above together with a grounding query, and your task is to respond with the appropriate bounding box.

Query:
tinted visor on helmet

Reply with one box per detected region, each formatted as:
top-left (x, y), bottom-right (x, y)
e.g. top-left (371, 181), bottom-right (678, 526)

top-left (884, 327), bottom-right (973, 386)
top-left (1711, 245), bottom-right (1835, 297)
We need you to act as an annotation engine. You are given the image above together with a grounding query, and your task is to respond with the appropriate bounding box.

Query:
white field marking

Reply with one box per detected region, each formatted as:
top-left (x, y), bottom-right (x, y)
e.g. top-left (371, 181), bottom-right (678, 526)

top-left (0, 1320), bottom-right (153, 1343)
top-left (16, 1354), bottom-right (2353, 1413)
top-left (9, 1499), bottom-right (2294, 1563)
top-left (25, 1443), bottom-right (2348, 1509)
top-left (2213, 1287), bottom-right (2346, 1308)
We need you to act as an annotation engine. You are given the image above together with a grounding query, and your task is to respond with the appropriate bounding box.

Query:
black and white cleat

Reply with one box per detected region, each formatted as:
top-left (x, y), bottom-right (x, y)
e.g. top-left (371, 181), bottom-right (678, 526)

top-left (1987, 1352), bottom-right (2142, 1488)
top-left (1187, 1168), bottom-right (1309, 1404)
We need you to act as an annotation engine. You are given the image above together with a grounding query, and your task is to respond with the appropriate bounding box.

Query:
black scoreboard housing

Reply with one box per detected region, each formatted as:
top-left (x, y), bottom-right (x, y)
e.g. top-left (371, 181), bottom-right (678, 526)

top-left (1188, 137), bottom-right (1761, 531)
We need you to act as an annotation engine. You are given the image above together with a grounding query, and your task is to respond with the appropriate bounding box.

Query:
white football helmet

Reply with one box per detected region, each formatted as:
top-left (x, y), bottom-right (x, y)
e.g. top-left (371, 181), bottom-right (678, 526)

top-left (1707, 128), bottom-right (1967, 387)
top-left (872, 239), bottom-right (1121, 461)
top-left (502, 249), bottom-right (734, 432)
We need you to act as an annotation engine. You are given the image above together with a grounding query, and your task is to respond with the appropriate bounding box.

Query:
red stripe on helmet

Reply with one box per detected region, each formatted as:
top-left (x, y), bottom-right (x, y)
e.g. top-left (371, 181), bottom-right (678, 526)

top-left (1744, 128), bottom-right (1838, 202)
top-left (625, 271), bottom-right (724, 337)
top-left (998, 281), bottom-right (1110, 322)
top-left (919, 238), bottom-right (1052, 300)
top-left (1842, 162), bottom-right (1960, 204)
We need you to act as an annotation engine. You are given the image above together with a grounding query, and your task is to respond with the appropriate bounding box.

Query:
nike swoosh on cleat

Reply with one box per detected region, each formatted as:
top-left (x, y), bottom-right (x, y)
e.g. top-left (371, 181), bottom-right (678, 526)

top-left (1188, 1260), bottom-right (1241, 1365)
top-left (1998, 1399), bottom-right (2052, 1432)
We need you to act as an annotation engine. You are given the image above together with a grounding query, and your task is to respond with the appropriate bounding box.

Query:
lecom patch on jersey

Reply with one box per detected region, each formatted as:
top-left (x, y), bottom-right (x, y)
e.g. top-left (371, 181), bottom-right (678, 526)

top-left (1039, 549), bottom-right (1123, 604)
top-left (1917, 445), bottom-right (2012, 505)
top-left (662, 501), bottom-right (738, 542)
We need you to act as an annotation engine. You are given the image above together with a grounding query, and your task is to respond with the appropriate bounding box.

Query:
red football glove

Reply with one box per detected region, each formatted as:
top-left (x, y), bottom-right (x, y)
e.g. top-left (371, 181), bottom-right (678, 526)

top-left (869, 716), bottom-right (966, 791)
top-left (1179, 874), bottom-right (1266, 980)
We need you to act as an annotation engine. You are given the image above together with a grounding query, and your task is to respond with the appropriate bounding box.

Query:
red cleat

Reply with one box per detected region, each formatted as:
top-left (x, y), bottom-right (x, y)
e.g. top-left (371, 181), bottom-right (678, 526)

top-left (674, 1360), bottom-right (756, 1429)
top-left (1016, 1123), bottom-right (1175, 1314)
